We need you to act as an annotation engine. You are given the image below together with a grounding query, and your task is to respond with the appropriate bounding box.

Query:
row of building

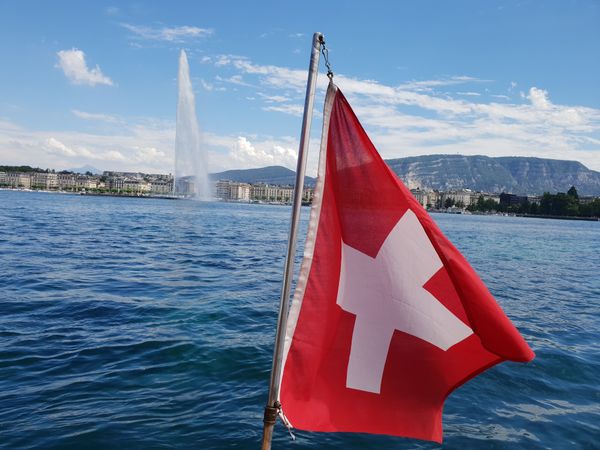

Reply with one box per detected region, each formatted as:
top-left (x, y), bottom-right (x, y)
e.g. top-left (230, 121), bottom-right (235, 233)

top-left (410, 188), bottom-right (499, 208)
top-left (4, 170), bottom-right (594, 208)
top-left (0, 171), bottom-right (174, 194)
top-left (408, 189), bottom-right (556, 208)
top-left (214, 181), bottom-right (499, 207)
top-left (215, 180), bottom-right (314, 204)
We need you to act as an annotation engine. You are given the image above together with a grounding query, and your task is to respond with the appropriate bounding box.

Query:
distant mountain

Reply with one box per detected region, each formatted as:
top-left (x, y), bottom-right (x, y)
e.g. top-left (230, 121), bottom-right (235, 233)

top-left (68, 165), bottom-right (102, 175)
top-left (385, 155), bottom-right (600, 196)
top-left (211, 156), bottom-right (600, 196)
top-left (211, 165), bottom-right (316, 186)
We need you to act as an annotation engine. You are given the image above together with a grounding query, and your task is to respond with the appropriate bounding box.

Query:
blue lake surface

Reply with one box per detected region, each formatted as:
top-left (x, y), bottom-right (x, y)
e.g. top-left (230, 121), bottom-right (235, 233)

top-left (0, 190), bottom-right (598, 449)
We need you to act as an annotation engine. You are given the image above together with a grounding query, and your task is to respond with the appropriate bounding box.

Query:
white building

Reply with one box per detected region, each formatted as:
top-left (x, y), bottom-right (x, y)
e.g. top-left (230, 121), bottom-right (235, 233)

top-left (31, 172), bottom-right (58, 189)
top-left (6, 172), bottom-right (31, 188)
top-left (150, 179), bottom-right (174, 194)
top-left (230, 183), bottom-right (251, 201)
top-left (57, 173), bottom-right (76, 190)
top-left (215, 180), bottom-right (231, 199)
top-left (215, 180), bottom-right (251, 201)
top-left (410, 188), bottom-right (429, 208)
top-left (109, 177), bottom-right (125, 191)
top-left (303, 187), bottom-right (314, 203)
top-left (442, 189), bottom-right (473, 208)
top-left (123, 179), bottom-right (150, 193)
top-left (76, 176), bottom-right (99, 189)
top-left (250, 183), bottom-right (294, 203)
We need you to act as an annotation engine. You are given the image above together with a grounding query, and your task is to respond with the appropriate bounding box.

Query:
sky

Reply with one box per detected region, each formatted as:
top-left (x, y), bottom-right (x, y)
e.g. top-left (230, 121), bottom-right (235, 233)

top-left (0, 0), bottom-right (599, 175)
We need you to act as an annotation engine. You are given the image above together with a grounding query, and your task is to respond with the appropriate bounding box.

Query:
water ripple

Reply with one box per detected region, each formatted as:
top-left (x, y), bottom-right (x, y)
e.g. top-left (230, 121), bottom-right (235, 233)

top-left (0, 192), bottom-right (598, 449)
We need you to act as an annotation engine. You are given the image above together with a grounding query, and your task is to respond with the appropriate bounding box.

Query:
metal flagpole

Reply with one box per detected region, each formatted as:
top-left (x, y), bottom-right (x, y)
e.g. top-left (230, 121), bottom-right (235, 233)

top-left (260, 32), bottom-right (323, 450)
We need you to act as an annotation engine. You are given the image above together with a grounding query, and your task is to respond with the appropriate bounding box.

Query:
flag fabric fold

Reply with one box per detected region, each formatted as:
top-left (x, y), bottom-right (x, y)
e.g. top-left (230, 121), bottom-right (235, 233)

top-left (279, 82), bottom-right (534, 443)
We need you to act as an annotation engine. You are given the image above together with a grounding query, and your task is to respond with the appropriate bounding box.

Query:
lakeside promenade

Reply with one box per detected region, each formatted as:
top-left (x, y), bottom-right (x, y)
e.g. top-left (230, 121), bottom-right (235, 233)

top-left (2, 186), bottom-right (598, 221)
top-left (2, 167), bottom-right (599, 218)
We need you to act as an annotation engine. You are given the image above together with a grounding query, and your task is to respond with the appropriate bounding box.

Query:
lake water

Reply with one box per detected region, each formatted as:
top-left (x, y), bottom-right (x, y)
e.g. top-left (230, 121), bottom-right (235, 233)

top-left (0, 190), bottom-right (598, 449)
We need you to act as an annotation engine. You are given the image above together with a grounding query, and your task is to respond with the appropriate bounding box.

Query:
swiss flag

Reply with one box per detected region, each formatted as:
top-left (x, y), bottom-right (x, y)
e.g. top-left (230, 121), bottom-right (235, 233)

top-left (279, 83), bottom-right (534, 443)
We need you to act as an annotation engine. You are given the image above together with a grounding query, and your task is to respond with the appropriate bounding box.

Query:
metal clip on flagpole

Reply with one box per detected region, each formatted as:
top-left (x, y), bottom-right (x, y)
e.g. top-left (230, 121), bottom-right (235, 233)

top-left (260, 32), bottom-right (324, 450)
top-left (319, 35), bottom-right (334, 81)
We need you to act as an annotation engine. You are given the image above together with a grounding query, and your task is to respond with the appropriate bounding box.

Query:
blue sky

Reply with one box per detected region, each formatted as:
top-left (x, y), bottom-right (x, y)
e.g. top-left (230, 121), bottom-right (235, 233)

top-left (1, 0), bottom-right (599, 174)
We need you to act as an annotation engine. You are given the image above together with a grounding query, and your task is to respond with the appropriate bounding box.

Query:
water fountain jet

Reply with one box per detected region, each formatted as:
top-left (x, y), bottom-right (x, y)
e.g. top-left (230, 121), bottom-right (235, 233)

top-left (174, 50), bottom-right (210, 199)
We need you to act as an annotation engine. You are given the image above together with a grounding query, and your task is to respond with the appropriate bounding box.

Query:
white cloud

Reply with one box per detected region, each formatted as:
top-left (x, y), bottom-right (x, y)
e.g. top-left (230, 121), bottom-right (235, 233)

top-left (56, 49), bottom-right (113, 86)
top-left (43, 137), bottom-right (125, 161)
top-left (45, 137), bottom-right (77, 157)
top-left (527, 87), bottom-right (551, 110)
top-left (399, 76), bottom-right (485, 91)
top-left (258, 94), bottom-right (290, 103)
top-left (121, 23), bottom-right (213, 42)
top-left (215, 74), bottom-right (252, 87)
top-left (0, 116), bottom-right (305, 175)
top-left (133, 146), bottom-right (166, 163)
top-left (263, 104), bottom-right (304, 117)
top-left (72, 110), bottom-right (119, 123)
top-left (205, 54), bottom-right (600, 171)
top-left (4, 53), bottom-right (600, 177)
top-left (200, 78), bottom-right (227, 92)
top-left (226, 136), bottom-right (297, 168)
top-left (0, 118), bottom-right (167, 172)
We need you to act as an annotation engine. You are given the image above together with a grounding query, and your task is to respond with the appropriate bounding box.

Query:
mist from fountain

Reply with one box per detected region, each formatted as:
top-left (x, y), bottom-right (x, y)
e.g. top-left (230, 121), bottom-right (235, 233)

top-left (174, 49), bottom-right (210, 200)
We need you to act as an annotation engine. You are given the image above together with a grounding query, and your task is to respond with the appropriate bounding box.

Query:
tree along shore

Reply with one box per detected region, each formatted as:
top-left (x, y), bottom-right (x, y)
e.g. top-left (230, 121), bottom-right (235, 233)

top-left (467, 186), bottom-right (599, 219)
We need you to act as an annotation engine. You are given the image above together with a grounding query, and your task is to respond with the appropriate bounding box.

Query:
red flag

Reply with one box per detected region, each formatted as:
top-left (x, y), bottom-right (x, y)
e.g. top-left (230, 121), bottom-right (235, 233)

top-left (279, 83), bottom-right (534, 443)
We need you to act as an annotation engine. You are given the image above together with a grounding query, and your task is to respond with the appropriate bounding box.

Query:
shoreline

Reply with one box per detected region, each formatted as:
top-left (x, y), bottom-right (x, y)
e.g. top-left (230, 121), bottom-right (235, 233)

top-left (514, 213), bottom-right (599, 222)
top-left (1, 188), bottom-right (598, 220)
top-left (0, 187), bottom-right (181, 200)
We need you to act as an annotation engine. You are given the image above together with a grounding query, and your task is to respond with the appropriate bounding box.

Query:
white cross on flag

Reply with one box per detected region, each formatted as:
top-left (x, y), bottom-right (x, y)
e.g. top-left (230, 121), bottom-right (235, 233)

top-left (279, 83), bottom-right (534, 443)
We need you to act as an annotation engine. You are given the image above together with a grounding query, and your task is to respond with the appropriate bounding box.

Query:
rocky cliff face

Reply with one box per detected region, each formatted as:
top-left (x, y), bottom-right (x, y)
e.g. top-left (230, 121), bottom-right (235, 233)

top-left (385, 155), bottom-right (600, 195)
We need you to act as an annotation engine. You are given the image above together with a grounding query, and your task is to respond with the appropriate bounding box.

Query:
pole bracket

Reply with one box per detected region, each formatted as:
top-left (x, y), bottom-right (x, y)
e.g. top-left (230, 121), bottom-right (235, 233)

top-left (263, 403), bottom-right (279, 426)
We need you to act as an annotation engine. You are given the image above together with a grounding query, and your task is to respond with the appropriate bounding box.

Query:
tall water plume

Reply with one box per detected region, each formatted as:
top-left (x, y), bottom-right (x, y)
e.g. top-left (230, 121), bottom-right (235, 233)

top-left (175, 50), bottom-right (210, 199)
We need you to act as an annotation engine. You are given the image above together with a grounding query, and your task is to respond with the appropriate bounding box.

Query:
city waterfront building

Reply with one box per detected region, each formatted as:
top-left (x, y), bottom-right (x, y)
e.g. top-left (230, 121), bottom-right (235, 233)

top-left (215, 180), bottom-right (251, 201)
top-left (76, 176), bottom-right (99, 190)
top-left (500, 192), bottom-right (528, 206)
top-left (442, 189), bottom-right (473, 207)
top-left (410, 188), bottom-right (428, 208)
top-left (230, 182), bottom-right (251, 201)
top-left (302, 187), bottom-right (314, 204)
top-left (250, 183), bottom-right (269, 201)
top-left (428, 190), bottom-right (441, 208)
top-left (245, 183), bottom-right (294, 203)
top-left (31, 172), bottom-right (58, 189)
top-left (122, 179), bottom-right (150, 193)
top-left (57, 173), bottom-right (76, 190)
top-left (109, 177), bottom-right (125, 191)
top-left (215, 180), bottom-right (232, 199)
top-left (150, 179), bottom-right (174, 194)
top-left (6, 172), bottom-right (31, 188)
top-left (482, 193), bottom-right (500, 204)
top-left (175, 178), bottom-right (195, 195)
top-left (275, 185), bottom-right (294, 203)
